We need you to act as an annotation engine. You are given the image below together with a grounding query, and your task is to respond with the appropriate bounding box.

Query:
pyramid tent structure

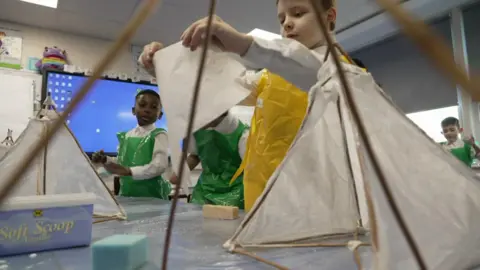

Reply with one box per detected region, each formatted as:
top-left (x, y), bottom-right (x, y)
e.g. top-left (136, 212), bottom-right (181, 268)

top-left (0, 99), bottom-right (126, 221)
top-left (223, 61), bottom-right (368, 249)
top-left (224, 58), bottom-right (480, 270)
top-left (0, 129), bottom-right (14, 159)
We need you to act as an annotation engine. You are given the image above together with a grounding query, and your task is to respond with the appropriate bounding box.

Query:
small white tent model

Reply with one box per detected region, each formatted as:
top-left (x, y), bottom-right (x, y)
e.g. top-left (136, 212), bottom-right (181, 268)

top-left (224, 57), bottom-right (480, 270)
top-left (0, 129), bottom-right (15, 159)
top-left (0, 94), bottom-right (126, 221)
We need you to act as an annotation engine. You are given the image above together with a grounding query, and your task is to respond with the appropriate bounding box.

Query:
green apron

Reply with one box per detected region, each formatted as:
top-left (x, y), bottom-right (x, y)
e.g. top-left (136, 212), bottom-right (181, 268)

top-left (441, 141), bottom-right (474, 167)
top-left (190, 122), bottom-right (247, 209)
top-left (117, 128), bottom-right (171, 199)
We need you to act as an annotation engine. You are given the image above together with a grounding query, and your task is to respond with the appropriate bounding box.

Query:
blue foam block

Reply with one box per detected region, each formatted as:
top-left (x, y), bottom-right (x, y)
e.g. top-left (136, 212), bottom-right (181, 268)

top-left (92, 234), bottom-right (148, 270)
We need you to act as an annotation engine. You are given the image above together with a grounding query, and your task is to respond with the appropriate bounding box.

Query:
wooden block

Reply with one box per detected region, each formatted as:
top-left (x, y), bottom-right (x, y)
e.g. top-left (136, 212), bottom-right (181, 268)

top-left (202, 204), bottom-right (239, 220)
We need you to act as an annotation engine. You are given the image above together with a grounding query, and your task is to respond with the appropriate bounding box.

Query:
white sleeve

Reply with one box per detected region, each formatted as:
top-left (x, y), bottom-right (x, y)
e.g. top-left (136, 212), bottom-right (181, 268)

top-left (240, 37), bottom-right (322, 92)
top-left (238, 128), bottom-right (250, 160)
top-left (238, 69), bottom-right (263, 90)
top-left (129, 132), bottom-right (169, 180)
top-left (106, 156), bottom-right (117, 163)
top-left (186, 135), bottom-right (198, 155)
top-left (106, 145), bottom-right (119, 163)
top-left (236, 70), bottom-right (263, 106)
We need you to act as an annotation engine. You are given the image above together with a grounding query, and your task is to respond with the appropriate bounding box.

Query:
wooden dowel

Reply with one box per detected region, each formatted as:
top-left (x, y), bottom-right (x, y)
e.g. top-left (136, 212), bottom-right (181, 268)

top-left (232, 248), bottom-right (290, 270)
top-left (161, 1), bottom-right (217, 270)
top-left (308, 0), bottom-right (427, 269)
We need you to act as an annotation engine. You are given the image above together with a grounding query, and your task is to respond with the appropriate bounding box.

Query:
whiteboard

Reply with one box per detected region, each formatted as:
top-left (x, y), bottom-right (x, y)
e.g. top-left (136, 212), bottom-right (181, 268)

top-left (0, 68), bottom-right (41, 140)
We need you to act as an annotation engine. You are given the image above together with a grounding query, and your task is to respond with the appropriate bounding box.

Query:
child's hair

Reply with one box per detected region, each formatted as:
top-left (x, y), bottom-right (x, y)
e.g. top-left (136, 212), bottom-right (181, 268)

top-left (276, 0), bottom-right (336, 30)
top-left (136, 89), bottom-right (160, 101)
top-left (441, 117), bottom-right (460, 128)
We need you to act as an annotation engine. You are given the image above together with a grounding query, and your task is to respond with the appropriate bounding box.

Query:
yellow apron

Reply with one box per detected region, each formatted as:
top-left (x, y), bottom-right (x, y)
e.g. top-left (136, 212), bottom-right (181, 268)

top-left (231, 70), bottom-right (308, 211)
top-left (231, 56), bottom-right (366, 212)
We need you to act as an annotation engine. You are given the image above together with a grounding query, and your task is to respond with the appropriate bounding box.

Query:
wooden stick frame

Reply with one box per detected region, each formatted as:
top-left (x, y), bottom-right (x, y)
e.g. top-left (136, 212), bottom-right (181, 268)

top-left (308, 0), bottom-right (428, 269)
top-left (160, 1), bottom-right (218, 269)
top-left (0, 0), bottom-right (476, 269)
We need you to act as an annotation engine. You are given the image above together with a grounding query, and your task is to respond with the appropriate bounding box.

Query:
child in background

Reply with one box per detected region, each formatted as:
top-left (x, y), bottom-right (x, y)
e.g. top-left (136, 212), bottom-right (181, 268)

top-left (170, 111), bottom-right (249, 208)
top-left (141, 0), bottom-right (350, 211)
top-left (92, 89), bottom-right (171, 199)
top-left (440, 116), bottom-right (480, 167)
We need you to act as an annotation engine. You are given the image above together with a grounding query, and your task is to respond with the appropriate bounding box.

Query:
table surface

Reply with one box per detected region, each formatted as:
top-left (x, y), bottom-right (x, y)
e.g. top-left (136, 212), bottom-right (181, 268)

top-left (0, 197), bottom-right (374, 269)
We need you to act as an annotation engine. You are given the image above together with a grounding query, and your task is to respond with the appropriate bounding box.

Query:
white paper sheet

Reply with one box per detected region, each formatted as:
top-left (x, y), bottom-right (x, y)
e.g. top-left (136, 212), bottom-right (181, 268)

top-left (153, 42), bottom-right (251, 192)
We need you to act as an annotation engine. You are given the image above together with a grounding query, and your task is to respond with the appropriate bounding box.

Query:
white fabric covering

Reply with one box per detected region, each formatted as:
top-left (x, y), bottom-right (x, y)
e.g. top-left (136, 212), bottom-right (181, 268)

top-left (0, 116), bottom-right (125, 219)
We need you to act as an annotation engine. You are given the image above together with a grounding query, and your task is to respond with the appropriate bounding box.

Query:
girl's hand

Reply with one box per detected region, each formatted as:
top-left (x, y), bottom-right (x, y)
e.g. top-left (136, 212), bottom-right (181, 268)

top-left (140, 42), bottom-right (164, 69)
top-left (465, 135), bottom-right (476, 145)
top-left (180, 15), bottom-right (253, 56)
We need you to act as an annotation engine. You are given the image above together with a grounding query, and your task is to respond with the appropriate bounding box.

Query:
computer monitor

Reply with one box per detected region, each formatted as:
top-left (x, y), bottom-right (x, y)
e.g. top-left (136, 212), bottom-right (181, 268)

top-left (41, 70), bottom-right (167, 155)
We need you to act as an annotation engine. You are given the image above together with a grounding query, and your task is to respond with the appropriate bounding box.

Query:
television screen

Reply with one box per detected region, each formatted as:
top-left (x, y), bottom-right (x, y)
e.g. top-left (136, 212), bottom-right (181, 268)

top-left (43, 71), bottom-right (167, 154)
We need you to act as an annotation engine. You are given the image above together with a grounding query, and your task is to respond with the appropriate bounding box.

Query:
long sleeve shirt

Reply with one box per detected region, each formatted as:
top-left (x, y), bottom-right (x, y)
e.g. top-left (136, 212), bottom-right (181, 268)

top-left (238, 37), bottom-right (332, 92)
top-left (138, 36), bottom-right (333, 94)
top-left (107, 124), bottom-right (169, 180)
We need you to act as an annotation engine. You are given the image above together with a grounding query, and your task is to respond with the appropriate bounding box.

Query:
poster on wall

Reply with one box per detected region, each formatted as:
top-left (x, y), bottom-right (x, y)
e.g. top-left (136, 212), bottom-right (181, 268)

top-left (0, 28), bottom-right (23, 70)
top-left (130, 45), bottom-right (152, 81)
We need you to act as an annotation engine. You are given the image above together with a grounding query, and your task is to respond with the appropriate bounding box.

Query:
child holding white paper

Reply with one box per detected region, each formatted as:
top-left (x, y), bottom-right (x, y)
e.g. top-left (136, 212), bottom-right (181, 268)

top-left (140, 0), bottom-right (349, 211)
top-left (92, 89), bottom-right (172, 199)
top-left (170, 111), bottom-right (249, 208)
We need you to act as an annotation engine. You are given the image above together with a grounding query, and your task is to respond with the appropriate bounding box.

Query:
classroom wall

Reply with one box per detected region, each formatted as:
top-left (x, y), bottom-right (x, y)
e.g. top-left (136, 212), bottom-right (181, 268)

top-left (0, 20), bottom-right (137, 75)
top-left (351, 17), bottom-right (456, 114)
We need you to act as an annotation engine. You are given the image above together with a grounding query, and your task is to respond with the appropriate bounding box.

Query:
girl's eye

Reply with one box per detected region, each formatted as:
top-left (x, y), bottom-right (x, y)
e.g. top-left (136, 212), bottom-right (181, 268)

top-left (294, 11), bottom-right (304, 17)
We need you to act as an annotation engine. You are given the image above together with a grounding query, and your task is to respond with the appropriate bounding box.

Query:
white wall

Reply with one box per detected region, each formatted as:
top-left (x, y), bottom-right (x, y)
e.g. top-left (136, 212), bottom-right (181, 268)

top-left (0, 20), bottom-right (137, 74)
top-left (351, 17), bottom-right (456, 114)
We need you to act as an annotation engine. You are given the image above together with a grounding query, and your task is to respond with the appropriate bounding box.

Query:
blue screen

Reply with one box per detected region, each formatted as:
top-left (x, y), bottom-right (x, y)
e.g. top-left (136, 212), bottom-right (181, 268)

top-left (45, 72), bottom-right (167, 154)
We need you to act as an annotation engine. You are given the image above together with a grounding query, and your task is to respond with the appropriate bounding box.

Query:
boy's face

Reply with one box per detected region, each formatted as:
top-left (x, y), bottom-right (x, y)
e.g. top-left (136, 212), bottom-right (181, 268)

top-left (277, 0), bottom-right (336, 49)
top-left (442, 124), bottom-right (460, 143)
top-left (133, 94), bottom-right (162, 126)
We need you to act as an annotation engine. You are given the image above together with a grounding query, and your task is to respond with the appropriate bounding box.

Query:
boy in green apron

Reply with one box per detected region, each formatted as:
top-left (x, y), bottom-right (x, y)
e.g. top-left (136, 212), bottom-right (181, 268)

top-left (440, 117), bottom-right (480, 167)
top-left (92, 89), bottom-right (171, 199)
top-left (170, 112), bottom-right (249, 209)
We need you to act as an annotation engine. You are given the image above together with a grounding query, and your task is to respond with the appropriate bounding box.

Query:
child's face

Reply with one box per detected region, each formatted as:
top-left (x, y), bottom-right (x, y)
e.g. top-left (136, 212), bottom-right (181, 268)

top-left (133, 94), bottom-right (162, 126)
top-left (277, 0), bottom-right (335, 49)
top-left (442, 124), bottom-right (460, 143)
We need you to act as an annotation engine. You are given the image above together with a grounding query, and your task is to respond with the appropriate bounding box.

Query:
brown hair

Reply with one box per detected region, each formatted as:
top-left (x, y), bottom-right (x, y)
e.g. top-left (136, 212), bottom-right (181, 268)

top-left (276, 0), bottom-right (336, 30)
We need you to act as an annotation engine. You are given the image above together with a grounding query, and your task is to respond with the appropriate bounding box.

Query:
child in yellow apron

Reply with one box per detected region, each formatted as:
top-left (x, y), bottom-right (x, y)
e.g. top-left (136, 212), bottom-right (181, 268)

top-left (92, 89), bottom-right (171, 199)
top-left (232, 54), bottom-right (366, 211)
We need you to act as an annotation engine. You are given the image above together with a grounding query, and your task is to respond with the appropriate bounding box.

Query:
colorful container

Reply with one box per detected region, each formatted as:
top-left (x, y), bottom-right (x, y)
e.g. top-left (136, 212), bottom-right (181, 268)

top-left (0, 193), bottom-right (95, 256)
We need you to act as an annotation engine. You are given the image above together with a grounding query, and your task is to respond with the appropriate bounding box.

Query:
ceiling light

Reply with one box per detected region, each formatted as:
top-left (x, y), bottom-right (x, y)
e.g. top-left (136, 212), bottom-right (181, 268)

top-left (20, 0), bottom-right (58, 8)
top-left (248, 28), bottom-right (281, 40)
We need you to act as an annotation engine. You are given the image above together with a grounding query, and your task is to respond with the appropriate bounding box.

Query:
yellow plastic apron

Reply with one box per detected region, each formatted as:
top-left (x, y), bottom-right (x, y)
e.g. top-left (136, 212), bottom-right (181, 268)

top-left (231, 56), bottom-right (365, 212)
top-left (230, 70), bottom-right (308, 211)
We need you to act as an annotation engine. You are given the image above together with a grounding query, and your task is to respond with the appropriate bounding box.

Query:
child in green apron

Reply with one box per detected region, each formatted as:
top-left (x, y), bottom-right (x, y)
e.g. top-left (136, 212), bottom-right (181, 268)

top-left (92, 89), bottom-right (171, 199)
top-left (170, 112), bottom-right (249, 209)
top-left (440, 117), bottom-right (480, 167)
